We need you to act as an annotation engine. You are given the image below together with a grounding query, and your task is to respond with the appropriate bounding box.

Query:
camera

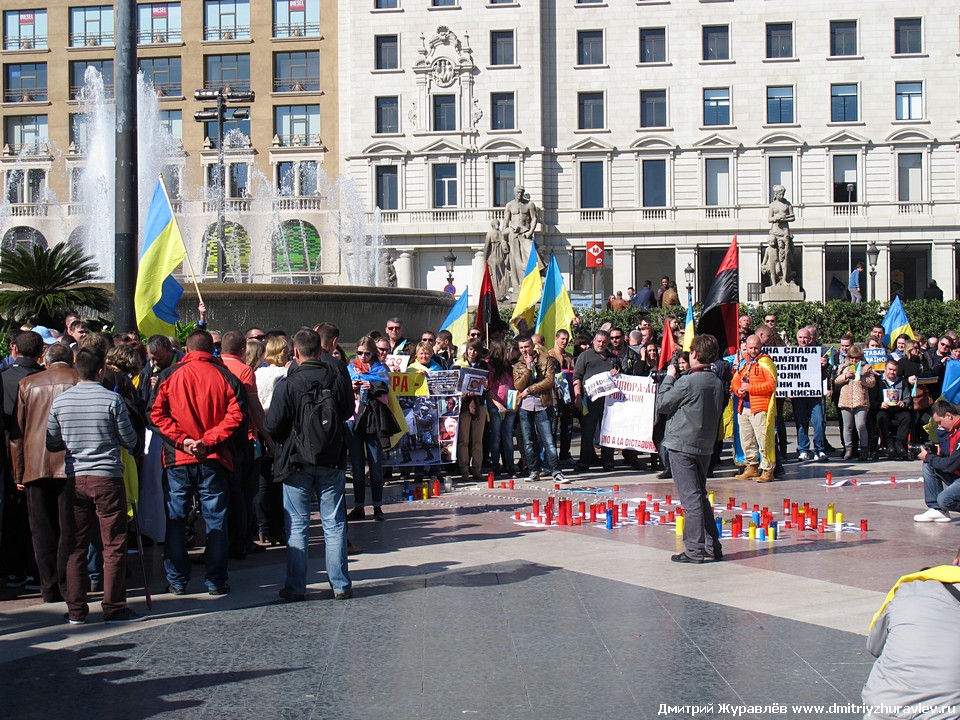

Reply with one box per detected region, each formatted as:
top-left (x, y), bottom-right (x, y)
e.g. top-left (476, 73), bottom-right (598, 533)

top-left (908, 442), bottom-right (938, 459)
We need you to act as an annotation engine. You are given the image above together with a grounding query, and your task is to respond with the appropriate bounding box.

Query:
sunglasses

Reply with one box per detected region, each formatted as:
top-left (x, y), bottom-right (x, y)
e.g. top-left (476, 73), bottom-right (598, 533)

top-left (469, 333), bottom-right (481, 338)
top-left (609, 335), bottom-right (623, 340)
top-left (377, 346), bottom-right (390, 353)
top-left (386, 326), bottom-right (401, 331)
top-left (356, 350), bottom-right (372, 357)
top-left (941, 342), bottom-right (953, 349)
top-left (248, 335), bottom-right (265, 341)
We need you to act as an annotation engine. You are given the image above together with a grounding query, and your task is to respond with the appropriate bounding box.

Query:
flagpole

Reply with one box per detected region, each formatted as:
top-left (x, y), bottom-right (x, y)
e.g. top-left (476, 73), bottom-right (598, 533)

top-left (158, 173), bottom-right (204, 306)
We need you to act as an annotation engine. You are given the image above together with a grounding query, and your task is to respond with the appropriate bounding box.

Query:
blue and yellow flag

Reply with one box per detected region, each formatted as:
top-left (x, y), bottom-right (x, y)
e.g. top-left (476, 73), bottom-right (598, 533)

top-left (439, 287), bottom-right (469, 349)
top-left (881, 296), bottom-right (916, 348)
top-left (136, 178), bottom-right (186, 337)
top-left (511, 239), bottom-right (542, 332)
top-left (682, 292), bottom-right (695, 352)
top-left (535, 253), bottom-right (575, 344)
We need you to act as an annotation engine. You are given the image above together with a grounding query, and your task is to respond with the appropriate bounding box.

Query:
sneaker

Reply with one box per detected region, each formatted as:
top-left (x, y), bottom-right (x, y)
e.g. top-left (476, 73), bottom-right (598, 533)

top-left (104, 608), bottom-right (146, 623)
top-left (670, 553), bottom-right (704, 564)
top-left (333, 589), bottom-right (353, 600)
top-left (347, 507), bottom-right (365, 521)
top-left (527, 472), bottom-right (539, 482)
top-left (63, 612), bottom-right (86, 625)
top-left (913, 508), bottom-right (951, 523)
top-left (553, 472), bottom-right (571, 485)
top-left (167, 584), bottom-right (187, 596)
top-left (207, 584), bottom-right (230, 596)
top-left (278, 587), bottom-right (306, 602)
top-left (24, 576), bottom-right (41, 591)
top-left (797, 452), bottom-right (811, 461)
top-left (5, 574), bottom-right (26, 588)
top-left (373, 507), bottom-right (385, 521)
top-left (815, 452), bottom-right (830, 462)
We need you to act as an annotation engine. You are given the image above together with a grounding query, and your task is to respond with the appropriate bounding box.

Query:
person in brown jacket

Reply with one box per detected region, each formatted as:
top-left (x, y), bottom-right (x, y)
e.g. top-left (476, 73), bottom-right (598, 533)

top-left (514, 336), bottom-right (567, 484)
top-left (11, 342), bottom-right (78, 603)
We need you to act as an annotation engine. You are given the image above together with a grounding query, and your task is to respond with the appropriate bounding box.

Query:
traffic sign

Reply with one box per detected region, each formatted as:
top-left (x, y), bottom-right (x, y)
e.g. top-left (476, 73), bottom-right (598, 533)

top-left (586, 240), bottom-right (605, 268)
top-left (443, 284), bottom-right (456, 294)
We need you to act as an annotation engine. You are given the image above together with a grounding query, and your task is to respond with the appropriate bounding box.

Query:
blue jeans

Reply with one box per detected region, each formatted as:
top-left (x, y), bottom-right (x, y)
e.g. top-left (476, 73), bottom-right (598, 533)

top-left (518, 408), bottom-right (559, 474)
top-left (488, 407), bottom-right (517, 471)
top-left (347, 426), bottom-right (384, 507)
top-left (282, 465), bottom-right (350, 595)
top-left (922, 463), bottom-right (960, 512)
top-left (792, 397), bottom-right (826, 454)
top-left (163, 462), bottom-right (229, 591)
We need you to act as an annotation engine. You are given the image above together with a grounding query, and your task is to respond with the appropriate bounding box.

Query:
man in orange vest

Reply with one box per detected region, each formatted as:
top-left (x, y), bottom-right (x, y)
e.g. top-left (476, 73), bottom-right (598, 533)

top-left (731, 335), bottom-right (778, 482)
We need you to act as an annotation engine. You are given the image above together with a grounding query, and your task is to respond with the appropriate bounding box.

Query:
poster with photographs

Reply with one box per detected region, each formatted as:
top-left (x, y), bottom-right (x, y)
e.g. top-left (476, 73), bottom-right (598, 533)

top-left (426, 370), bottom-right (460, 396)
top-left (458, 367), bottom-right (489, 395)
top-left (383, 372), bottom-right (459, 466)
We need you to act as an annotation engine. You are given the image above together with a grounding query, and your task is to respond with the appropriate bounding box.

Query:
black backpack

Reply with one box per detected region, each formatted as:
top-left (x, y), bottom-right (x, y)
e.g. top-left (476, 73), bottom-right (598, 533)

top-left (289, 368), bottom-right (345, 469)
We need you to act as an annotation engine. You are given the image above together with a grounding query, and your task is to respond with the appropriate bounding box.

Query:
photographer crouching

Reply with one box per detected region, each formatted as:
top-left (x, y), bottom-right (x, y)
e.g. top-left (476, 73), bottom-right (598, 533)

top-left (914, 400), bottom-right (960, 523)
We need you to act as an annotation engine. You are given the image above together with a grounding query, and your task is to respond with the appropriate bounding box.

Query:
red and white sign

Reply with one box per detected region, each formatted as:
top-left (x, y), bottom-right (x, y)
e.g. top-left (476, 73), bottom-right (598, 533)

top-left (152, 5), bottom-right (168, 18)
top-left (289, 0), bottom-right (306, 10)
top-left (585, 240), bottom-right (605, 268)
top-left (20, 12), bottom-right (35, 25)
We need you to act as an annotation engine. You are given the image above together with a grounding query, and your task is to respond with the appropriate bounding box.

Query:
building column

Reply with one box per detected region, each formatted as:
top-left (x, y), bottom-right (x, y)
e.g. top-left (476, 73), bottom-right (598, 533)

top-left (872, 239), bottom-right (890, 304)
top-left (675, 247), bottom-right (695, 302)
top-left (395, 249), bottom-right (414, 289)
top-left (931, 240), bottom-right (955, 301)
top-left (612, 246), bottom-right (633, 297)
top-left (471, 248), bottom-right (486, 299)
top-left (738, 241), bottom-right (761, 305)
top-left (801, 243), bottom-right (824, 303)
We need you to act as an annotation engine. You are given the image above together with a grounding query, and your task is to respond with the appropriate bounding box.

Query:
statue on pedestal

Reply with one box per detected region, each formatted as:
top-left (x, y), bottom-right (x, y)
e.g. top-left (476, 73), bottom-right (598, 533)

top-left (762, 185), bottom-right (797, 287)
top-left (503, 185), bottom-right (539, 301)
top-left (383, 253), bottom-right (397, 288)
top-left (482, 219), bottom-right (511, 301)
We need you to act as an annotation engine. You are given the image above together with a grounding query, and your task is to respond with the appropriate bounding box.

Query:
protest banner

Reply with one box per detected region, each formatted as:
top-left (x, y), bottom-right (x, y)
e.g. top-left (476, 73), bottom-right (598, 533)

top-left (584, 371), bottom-right (620, 400)
top-left (599, 375), bottom-right (658, 452)
top-left (383, 371), bottom-right (459, 466)
top-left (863, 347), bottom-right (888, 371)
top-left (763, 345), bottom-right (822, 398)
top-left (383, 353), bottom-right (410, 373)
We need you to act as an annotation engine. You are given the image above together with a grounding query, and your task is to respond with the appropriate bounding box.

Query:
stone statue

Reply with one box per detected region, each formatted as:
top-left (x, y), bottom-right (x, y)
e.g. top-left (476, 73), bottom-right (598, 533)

top-left (763, 185), bottom-right (797, 286)
top-left (482, 219), bottom-right (511, 301)
top-left (383, 253), bottom-right (397, 288)
top-left (504, 185), bottom-right (539, 300)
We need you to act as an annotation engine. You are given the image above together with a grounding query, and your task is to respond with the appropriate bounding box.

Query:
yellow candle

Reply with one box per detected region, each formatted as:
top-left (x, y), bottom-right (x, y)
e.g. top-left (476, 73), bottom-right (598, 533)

top-left (827, 504), bottom-right (835, 524)
top-left (675, 515), bottom-right (685, 535)
top-left (835, 511), bottom-right (843, 529)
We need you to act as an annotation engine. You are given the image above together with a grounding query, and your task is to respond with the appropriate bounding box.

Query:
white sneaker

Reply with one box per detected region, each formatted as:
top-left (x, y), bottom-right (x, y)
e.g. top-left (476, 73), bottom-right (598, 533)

top-left (553, 472), bottom-right (571, 485)
top-left (815, 452), bottom-right (830, 462)
top-left (797, 452), bottom-right (811, 461)
top-left (913, 508), bottom-right (951, 523)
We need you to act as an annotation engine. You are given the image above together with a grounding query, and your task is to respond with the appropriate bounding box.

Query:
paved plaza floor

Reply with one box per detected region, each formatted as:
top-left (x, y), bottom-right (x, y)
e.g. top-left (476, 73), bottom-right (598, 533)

top-left (1, 431), bottom-right (956, 719)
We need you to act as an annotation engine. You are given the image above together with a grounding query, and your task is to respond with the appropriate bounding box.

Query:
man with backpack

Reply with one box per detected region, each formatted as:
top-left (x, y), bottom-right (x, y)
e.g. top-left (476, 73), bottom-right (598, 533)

top-left (266, 329), bottom-right (354, 602)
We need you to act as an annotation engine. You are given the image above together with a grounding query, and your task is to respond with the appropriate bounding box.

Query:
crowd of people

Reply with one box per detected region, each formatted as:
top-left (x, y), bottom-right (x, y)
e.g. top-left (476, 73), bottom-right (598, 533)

top-left (2, 300), bottom-right (960, 621)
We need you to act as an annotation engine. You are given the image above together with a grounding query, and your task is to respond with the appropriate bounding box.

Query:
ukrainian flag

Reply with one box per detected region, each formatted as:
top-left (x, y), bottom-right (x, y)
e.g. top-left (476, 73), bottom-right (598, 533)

top-left (440, 287), bottom-right (469, 348)
top-left (136, 178), bottom-right (185, 337)
top-left (682, 291), bottom-right (695, 352)
top-left (535, 253), bottom-right (575, 343)
top-left (511, 239), bottom-right (542, 332)
top-left (881, 296), bottom-right (916, 348)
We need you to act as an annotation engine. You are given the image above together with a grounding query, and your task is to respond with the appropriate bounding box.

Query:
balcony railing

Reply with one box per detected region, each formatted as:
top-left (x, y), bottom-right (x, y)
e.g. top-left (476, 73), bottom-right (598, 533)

top-left (275, 196), bottom-right (325, 211)
top-left (203, 26), bottom-right (251, 41)
top-left (273, 23), bottom-right (321, 39)
top-left (273, 77), bottom-right (321, 93)
top-left (273, 133), bottom-right (322, 147)
top-left (6, 203), bottom-right (47, 217)
top-left (136, 29), bottom-right (183, 45)
top-left (5, 141), bottom-right (50, 156)
top-left (898, 202), bottom-right (927, 215)
top-left (640, 208), bottom-right (668, 220)
top-left (69, 32), bottom-right (114, 47)
top-left (579, 209), bottom-right (607, 222)
top-left (150, 81), bottom-right (182, 97)
top-left (4, 37), bottom-right (47, 50)
top-left (833, 203), bottom-right (862, 216)
top-left (4, 88), bottom-right (47, 103)
top-left (203, 198), bottom-right (252, 213)
top-left (202, 81), bottom-right (252, 93)
top-left (71, 84), bottom-right (114, 100)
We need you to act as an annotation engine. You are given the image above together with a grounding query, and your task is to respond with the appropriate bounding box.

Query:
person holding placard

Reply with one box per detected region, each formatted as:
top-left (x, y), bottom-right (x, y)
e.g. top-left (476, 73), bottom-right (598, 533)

top-left (792, 328), bottom-right (829, 462)
top-left (834, 345), bottom-right (877, 461)
top-left (876, 361), bottom-right (912, 460)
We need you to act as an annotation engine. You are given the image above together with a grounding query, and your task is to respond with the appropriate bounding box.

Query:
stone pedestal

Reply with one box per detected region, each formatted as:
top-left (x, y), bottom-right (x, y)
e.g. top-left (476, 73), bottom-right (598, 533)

top-left (761, 283), bottom-right (806, 303)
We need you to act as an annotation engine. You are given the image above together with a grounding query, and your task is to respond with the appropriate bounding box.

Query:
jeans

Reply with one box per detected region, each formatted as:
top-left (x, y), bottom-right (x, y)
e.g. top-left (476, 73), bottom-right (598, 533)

top-left (518, 408), bottom-right (560, 475)
top-left (792, 397), bottom-right (826, 454)
top-left (282, 465), bottom-right (350, 595)
top-left (922, 463), bottom-right (960, 512)
top-left (163, 462), bottom-right (229, 591)
top-left (348, 427), bottom-right (384, 507)
top-left (488, 407), bottom-right (517, 471)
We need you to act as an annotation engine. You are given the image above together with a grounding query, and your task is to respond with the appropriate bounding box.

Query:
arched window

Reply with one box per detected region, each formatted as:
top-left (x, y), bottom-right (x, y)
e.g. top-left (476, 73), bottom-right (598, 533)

top-left (202, 221), bottom-right (251, 281)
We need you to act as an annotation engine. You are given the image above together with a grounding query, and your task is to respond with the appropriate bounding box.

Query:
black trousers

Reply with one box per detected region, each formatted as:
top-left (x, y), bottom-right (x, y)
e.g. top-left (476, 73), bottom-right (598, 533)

top-left (877, 410), bottom-right (912, 452)
top-left (578, 400), bottom-right (613, 467)
top-left (24, 477), bottom-right (70, 601)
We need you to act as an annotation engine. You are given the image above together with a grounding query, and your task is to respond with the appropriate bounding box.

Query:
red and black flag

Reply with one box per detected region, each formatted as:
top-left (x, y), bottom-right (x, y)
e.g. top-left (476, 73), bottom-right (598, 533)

top-left (697, 235), bottom-right (739, 356)
top-left (476, 264), bottom-right (509, 335)
top-left (658, 323), bottom-right (677, 371)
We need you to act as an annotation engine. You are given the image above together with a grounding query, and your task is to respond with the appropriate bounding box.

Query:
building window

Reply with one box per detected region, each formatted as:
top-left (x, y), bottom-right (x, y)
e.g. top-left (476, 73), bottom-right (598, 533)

top-left (5, 168), bottom-right (45, 205)
top-left (579, 161), bottom-right (603, 208)
top-left (4, 63), bottom-right (47, 103)
top-left (577, 30), bottom-right (603, 65)
top-left (830, 20), bottom-right (857, 57)
top-left (4, 9), bottom-right (49, 50)
top-left (895, 82), bottom-right (922, 120)
top-left (703, 88), bottom-right (730, 126)
top-left (71, 60), bottom-right (114, 99)
top-left (830, 83), bottom-right (858, 122)
top-left (274, 105), bottom-right (321, 146)
top-left (433, 164), bottom-right (457, 207)
top-left (702, 25), bottom-right (729, 61)
top-left (897, 153), bottom-right (922, 202)
top-left (491, 92), bottom-right (515, 130)
top-left (375, 0), bottom-right (399, 8)
top-left (159, 109), bottom-right (182, 140)
top-left (375, 35), bottom-right (399, 70)
top-left (273, 0), bottom-right (319, 38)
top-left (376, 97), bottom-right (399, 133)
top-left (432, 0), bottom-right (457, 6)
top-left (4, 114), bottom-right (47, 155)
top-left (204, 54), bottom-right (251, 93)
top-left (376, 166), bottom-right (399, 210)
top-left (137, 3), bottom-right (182, 44)
top-left (766, 86), bottom-right (794, 124)
top-left (274, 51), bottom-right (320, 92)
top-left (69, 6), bottom-right (113, 47)
top-left (138, 57), bottom-right (182, 97)
top-left (576, 0), bottom-right (603, 4)
top-left (492, 162), bottom-right (516, 207)
top-left (832, 154), bottom-right (857, 203)
top-left (490, 30), bottom-right (514, 65)
top-left (204, 0), bottom-right (251, 41)
top-left (578, 92), bottom-right (604, 130)
top-left (768, 156), bottom-right (793, 201)
top-left (433, 95), bottom-right (456, 131)
top-left (203, 107), bottom-right (249, 148)
top-left (894, 18), bottom-right (921, 55)
top-left (640, 90), bottom-right (667, 128)
top-left (639, 28), bottom-right (666, 64)
top-left (704, 157), bottom-right (729, 207)
top-left (766, 23), bottom-right (793, 59)
top-left (642, 159), bottom-right (666, 207)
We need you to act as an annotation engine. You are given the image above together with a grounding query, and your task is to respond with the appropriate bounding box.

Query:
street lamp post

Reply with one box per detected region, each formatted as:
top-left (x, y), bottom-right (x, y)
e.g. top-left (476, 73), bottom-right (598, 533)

top-left (194, 88), bottom-right (255, 282)
top-left (846, 183), bottom-right (854, 291)
top-left (444, 249), bottom-right (457, 287)
top-left (684, 263), bottom-right (695, 297)
top-left (867, 241), bottom-right (879, 302)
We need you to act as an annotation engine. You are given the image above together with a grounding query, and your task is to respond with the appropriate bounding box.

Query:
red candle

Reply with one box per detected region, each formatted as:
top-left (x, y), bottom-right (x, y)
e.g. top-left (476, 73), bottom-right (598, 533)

top-left (509, 479), bottom-right (515, 490)
top-left (487, 472), bottom-right (494, 488)
top-left (860, 519), bottom-right (868, 532)
top-left (533, 499), bottom-right (540, 515)
top-left (741, 502), bottom-right (748, 511)
top-left (590, 505), bottom-right (597, 523)
top-left (890, 476), bottom-right (896, 485)
top-left (613, 484), bottom-right (620, 492)
top-left (653, 502), bottom-right (660, 513)
top-left (665, 494), bottom-right (672, 505)
top-left (515, 511), bottom-right (521, 521)
top-left (647, 493), bottom-right (653, 502)
top-left (579, 501), bottom-right (586, 519)
top-left (621, 503), bottom-right (628, 517)
top-left (668, 511), bottom-right (675, 522)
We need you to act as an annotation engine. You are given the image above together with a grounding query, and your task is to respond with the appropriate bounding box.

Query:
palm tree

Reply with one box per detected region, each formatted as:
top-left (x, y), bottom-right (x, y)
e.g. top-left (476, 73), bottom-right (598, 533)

top-left (0, 243), bottom-right (112, 326)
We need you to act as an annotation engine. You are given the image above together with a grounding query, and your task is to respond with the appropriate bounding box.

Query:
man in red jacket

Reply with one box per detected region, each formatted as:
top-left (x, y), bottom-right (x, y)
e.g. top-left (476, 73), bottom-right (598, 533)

top-left (150, 330), bottom-right (245, 596)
